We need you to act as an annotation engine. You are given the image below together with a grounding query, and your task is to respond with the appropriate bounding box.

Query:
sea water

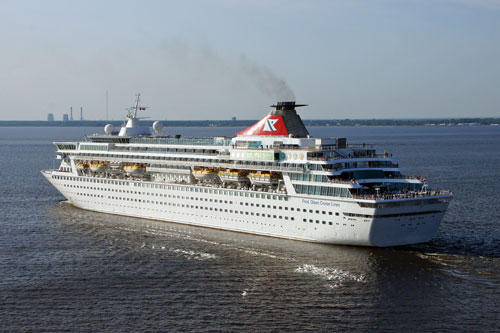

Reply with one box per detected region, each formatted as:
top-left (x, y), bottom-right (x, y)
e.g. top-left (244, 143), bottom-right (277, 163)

top-left (0, 126), bottom-right (498, 331)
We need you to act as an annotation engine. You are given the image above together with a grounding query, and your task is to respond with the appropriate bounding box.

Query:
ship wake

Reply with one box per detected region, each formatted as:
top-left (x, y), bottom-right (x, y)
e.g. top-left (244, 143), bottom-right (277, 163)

top-left (295, 264), bottom-right (366, 288)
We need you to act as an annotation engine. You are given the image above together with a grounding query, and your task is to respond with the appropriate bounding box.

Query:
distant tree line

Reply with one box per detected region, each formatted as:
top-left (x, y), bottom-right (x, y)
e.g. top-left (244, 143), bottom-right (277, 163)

top-left (0, 118), bottom-right (499, 127)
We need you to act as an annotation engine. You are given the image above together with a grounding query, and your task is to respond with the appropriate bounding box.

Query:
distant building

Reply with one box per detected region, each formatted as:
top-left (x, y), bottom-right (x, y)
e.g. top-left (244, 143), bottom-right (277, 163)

top-left (80, 107), bottom-right (83, 121)
top-left (70, 107), bottom-right (73, 121)
top-left (47, 113), bottom-right (54, 121)
top-left (63, 114), bottom-right (69, 121)
top-left (232, 116), bottom-right (237, 121)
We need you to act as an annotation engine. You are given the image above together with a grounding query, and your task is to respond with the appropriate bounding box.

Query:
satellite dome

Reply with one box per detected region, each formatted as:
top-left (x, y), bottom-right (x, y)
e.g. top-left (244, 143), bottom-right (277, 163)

top-left (152, 121), bottom-right (164, 134)
top-left (104, 124), bottom-right (114, 135)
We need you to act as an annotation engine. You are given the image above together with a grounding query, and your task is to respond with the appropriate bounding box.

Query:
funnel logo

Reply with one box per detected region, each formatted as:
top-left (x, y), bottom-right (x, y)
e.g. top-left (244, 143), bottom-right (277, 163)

top-left (264, 118), bottom-right (279, 131)
top-left (236, 115), bottom-right (288, 136)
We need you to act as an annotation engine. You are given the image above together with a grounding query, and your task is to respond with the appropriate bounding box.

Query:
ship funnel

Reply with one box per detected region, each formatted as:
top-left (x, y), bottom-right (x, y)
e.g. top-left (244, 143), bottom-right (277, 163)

top-left (236, 101), bottom-right (310, 138)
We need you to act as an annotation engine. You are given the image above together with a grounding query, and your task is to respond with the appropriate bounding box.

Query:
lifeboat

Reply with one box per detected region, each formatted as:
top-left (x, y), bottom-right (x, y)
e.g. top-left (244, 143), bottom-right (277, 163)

top-left (90, 161), bottom-right (107, 172)
top-left (218, 169), bottom-right (249, 183)
top-left (75, 162), bottom-right (89, 170)
top-left (108, 162), bottom-right (122, 170)
top-left (124, 163), bottom-right (146, 175)
top-left (248, 171), bottom-right (280, 185)
top-left (193, 167), bottom-right (217, 180)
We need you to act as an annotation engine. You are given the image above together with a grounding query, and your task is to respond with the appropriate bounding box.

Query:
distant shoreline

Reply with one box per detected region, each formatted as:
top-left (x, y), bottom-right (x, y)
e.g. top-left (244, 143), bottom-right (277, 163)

top-left (0, 119), bottom-right (499, 127)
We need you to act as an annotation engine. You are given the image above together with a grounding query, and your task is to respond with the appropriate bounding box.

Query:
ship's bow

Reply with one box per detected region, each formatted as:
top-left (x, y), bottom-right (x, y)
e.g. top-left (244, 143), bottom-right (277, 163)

top-left (367, 198), bottom-right (451, 247)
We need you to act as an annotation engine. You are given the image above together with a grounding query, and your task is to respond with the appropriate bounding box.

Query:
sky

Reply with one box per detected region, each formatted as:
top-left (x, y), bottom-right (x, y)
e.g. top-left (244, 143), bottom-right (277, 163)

top-left (1, 0), bottom-right (499, 121)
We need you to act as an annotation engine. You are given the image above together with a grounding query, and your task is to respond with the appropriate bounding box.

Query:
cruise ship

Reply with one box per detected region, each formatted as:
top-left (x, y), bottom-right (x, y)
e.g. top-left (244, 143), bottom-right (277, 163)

top-left (42, 95), bottom-right (452, 246)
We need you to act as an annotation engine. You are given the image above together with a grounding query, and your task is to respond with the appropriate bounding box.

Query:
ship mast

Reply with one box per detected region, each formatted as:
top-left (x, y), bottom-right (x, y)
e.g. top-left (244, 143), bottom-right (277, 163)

top-left (127, 93), bottom-right (147, 119)
top-left (133, 93), bottom-right (140, 118)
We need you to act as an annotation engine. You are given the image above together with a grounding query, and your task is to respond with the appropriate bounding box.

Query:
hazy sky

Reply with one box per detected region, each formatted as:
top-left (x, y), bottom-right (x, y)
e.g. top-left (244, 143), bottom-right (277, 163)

top-left (1, 0), bottom-right (499, 120)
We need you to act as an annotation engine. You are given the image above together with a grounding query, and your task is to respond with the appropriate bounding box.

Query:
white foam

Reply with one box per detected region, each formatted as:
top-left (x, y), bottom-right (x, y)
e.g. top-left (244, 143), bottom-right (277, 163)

top-left (169, 247), bottom-right (217, 260)
top-left (295, 264), bottom-right (366, 288)
top-left (141, 225), bottom-right (293, 261)
top-left (241, 248), bottom-right (291, 261)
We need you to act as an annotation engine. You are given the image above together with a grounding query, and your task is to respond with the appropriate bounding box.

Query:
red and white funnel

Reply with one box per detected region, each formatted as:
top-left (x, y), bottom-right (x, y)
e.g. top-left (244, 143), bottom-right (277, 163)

top-left (237, 102), bottom-right (309, 138)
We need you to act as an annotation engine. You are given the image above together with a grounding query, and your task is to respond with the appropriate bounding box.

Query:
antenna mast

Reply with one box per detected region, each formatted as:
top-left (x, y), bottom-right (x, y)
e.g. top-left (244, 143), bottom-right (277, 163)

top-left (125, 93), bottom-right (147, 119)
top-left (134, 93), bottom-right (141, 118)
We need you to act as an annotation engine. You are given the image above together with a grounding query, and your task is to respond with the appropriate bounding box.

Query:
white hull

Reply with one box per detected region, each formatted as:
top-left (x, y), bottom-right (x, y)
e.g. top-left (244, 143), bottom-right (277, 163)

top-left (43, 170), bottom-right (449, 247)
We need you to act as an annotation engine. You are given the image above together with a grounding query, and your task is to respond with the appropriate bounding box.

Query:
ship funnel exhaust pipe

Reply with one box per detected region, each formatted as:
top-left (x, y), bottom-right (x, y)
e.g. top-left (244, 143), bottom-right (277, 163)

top-left (271, 101), bottom-right (307, 111)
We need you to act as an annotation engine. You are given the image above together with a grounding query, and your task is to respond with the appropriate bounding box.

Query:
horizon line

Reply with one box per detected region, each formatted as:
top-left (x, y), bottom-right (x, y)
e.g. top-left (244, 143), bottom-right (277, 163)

top-left (1, 116), bottom-right (500, 122)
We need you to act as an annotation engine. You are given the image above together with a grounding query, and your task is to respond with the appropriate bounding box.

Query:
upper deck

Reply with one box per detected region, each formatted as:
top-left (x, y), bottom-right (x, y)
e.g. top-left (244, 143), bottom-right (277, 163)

top-left (49, 97), bottom-right (452, 201)
top-left (89, 135), bottom-right (233, 146)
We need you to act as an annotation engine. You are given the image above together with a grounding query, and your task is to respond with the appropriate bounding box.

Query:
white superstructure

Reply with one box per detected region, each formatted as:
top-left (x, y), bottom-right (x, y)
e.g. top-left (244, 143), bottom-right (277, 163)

top-left (42, 95), bottom-right (453, 246)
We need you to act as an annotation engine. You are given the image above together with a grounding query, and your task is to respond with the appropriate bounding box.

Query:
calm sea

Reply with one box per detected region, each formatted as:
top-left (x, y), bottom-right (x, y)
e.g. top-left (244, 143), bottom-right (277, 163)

top-left (0, 126), bottom-right (499, 332)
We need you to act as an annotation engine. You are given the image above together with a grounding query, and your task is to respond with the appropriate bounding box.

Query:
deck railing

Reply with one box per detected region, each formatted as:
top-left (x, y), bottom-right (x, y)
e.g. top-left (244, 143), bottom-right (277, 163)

top-left (352, 190), bottom-right (453, 201)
